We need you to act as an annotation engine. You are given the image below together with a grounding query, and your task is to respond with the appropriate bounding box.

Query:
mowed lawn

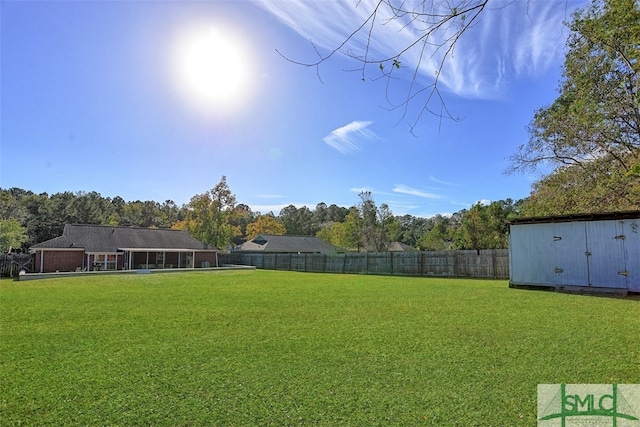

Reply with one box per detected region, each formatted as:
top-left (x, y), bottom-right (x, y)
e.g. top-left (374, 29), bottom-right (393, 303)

top-left (1, 270), bottom-right (639, 426)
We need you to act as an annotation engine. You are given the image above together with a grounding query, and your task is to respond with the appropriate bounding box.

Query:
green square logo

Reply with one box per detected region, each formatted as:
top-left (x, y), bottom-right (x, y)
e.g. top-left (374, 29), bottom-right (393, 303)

top-left (538, 384), bottom-right (640, 426)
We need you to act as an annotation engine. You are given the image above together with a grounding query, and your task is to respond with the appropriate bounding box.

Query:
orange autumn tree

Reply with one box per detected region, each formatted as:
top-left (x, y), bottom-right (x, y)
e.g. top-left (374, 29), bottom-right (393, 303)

top-left (245, 214), bottom-right (286, 240)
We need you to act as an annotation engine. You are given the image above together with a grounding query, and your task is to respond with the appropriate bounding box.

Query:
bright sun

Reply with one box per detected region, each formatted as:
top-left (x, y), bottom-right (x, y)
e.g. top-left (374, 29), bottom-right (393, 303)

top-left (174, 26), bottom-right (252, 113)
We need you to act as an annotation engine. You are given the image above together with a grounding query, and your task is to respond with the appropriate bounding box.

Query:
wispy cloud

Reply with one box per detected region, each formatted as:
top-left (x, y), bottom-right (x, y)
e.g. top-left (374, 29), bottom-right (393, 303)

top-left (323, 121), bottom-right (377, 154)
top-left (393, 184), bottom-right (440, 199)
top-left (250, 203), bottom-right (290, 214)
top-left (256, 194), bottom-right (286, 199)
top-left (350, 186), bottom-right (374, 194)
top-left (256, 0), bottom-right (581, 98)
top-left (429, 176), bottom-right (459, 186)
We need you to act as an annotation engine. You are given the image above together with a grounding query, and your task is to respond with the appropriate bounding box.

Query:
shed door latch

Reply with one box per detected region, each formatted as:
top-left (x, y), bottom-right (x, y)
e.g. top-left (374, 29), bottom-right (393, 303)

top-left (618, 271), bottom-right (629, 277)
top-left (553, 236), bottom-right (562, 241)
top-left (554, 268), bottom-right (563, 273)
top-left (615, 234), bottom-right (626, 240)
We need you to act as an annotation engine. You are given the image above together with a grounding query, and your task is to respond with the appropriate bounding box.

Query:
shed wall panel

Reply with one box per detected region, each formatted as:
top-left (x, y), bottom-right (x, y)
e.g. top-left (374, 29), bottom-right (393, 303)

top-left (585, 220), bottom-right (626, 288)
top-left (624, 220), bottom-right (640, 291)
top-left (553, 222), bottom-right (589, 287)
top-left (510, 215), bottom-right (640, 292)
top-left (509, 223), bottom-right (556, 285)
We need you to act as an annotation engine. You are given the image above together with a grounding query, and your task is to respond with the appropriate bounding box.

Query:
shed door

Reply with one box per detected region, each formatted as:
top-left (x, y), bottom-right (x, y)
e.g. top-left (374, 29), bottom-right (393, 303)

top-left (625, 220), bottom-right (640, 292)
top-left (553, 222), bottom-right (589, 287)
top-left (509, 223), bottom-right (556, 285)
top-left (585, 220), bottom-right (627, 289)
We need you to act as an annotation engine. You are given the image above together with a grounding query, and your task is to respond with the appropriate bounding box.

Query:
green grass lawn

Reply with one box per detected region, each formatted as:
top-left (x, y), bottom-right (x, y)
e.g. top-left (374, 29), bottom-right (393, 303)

top-left (1, 270), bottom-right (638, 426)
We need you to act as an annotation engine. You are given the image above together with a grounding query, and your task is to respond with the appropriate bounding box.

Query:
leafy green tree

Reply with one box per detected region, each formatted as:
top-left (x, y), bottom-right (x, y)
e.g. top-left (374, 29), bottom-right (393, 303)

top-left (509, 0), bottom-right (640, 213)
top-left (374, 203), bottom-right (401, 251)
top-left (245, 214), bottom-right (286, 240)
top-left (0, 189), bottom-right (29, 222)
top-left (397, 214), bottom-right (432, 248)
top-left (316, 222), bottom-right (347, 250)
top-left (65, 191), bottom-right (113, 225)
top-left (121, 202), bottom-right (144, 227)
top-left (0, 218), bottom-right (28, 252)
top-left (324, 204), bottom-right (349, 223)
top-left (110, 196), bottom-right (126, 220)
top-left (418, 215), bottom-right (451, 251)
top-left (20, 191), bottom-right (58, 246)
top-left (312, 202), bottom-right (327, 225)
top-left (342, 208), bottom-right (364, 251)
top-left (228, 203), bottom-right (256, 240)
top-left (184, 176), bottom-right (240, 250)
top-left (452, 200), bottom-right (518, 250)
top-left (522, 156), bottom-right (640, 216)
top-left (353, 191), bottom-right (399, 251)
top-left (279, 205), bottom-right (316, 236)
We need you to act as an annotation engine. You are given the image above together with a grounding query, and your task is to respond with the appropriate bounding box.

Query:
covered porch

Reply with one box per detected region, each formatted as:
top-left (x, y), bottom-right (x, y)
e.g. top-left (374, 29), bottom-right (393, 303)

top-left (118, 248), bottom-right (219, 270)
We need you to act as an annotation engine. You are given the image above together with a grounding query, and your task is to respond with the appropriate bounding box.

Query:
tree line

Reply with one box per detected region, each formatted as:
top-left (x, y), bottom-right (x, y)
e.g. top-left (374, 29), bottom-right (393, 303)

top-left (0, 180), bottom-right (521, 253)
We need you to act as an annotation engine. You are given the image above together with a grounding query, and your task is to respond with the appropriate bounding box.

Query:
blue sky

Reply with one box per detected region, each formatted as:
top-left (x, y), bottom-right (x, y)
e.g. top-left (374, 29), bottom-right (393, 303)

top-left (1, 0), bottom-right (584, 218)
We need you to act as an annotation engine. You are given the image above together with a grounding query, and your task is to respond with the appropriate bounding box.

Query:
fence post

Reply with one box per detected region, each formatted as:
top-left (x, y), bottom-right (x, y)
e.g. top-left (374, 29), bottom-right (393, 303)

top-left (365, 252), bottom-right (369, 275)
top-left (491, 250), bottom-right (496, 279)
top-left (454, 251), bottom-right (459, 277)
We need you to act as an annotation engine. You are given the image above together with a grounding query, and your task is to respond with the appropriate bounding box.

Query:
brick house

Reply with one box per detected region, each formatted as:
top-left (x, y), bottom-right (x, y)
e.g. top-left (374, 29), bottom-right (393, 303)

top-left (30, 224), bottom-right (218, 273)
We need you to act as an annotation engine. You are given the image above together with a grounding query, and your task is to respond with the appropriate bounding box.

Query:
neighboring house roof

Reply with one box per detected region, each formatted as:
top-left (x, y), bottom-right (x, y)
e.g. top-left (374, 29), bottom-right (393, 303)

top-left (234, 234), bottom-right (341, 253)
top-left (388, 242), bottom-right (417, 252)
top-left (30, 224), bottom-right (215, 252)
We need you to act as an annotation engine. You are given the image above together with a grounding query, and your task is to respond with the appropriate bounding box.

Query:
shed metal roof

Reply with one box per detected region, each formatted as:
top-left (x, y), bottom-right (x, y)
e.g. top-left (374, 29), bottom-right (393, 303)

top-left (509, 211), bottom-right (640, 225)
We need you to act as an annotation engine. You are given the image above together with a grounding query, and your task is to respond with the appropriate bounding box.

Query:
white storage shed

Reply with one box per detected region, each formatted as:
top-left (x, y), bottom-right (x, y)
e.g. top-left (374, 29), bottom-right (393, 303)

top-left (509, 212), bottom-right (640, 295)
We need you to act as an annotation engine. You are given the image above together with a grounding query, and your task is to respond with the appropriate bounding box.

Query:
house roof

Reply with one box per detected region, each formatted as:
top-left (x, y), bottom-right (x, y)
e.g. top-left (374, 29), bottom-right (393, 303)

top-left (388, 242), bottom-right (417, 252)
top-left (234, 234), bottom-right (341, 253)
top-left (30, 224), bottom-right (215, 252)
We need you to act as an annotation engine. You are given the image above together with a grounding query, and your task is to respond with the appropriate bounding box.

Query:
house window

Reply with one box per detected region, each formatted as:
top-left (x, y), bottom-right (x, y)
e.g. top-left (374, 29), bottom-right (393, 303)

top-left (94, 254), bottom-right (117, 270)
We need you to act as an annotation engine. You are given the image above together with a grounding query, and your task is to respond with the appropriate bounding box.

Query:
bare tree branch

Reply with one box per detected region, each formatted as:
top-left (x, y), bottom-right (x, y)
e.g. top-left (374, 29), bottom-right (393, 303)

top-left (276, 0), bottom-right (489, 133)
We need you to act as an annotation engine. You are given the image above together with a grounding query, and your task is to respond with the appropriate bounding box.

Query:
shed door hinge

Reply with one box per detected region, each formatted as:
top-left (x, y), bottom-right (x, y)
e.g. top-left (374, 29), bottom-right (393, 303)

top-left (615, 234), bottom-right (626, 240)
top-left (554, 268), bottom-right (563, 273)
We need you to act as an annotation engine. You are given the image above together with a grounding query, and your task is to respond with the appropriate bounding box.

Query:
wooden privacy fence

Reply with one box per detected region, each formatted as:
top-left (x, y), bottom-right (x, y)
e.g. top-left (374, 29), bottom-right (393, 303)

top-left (0, 253), bottom-right (34, 277)
top-left (223, 249), bottom-right (509, 279)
